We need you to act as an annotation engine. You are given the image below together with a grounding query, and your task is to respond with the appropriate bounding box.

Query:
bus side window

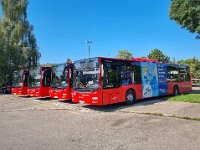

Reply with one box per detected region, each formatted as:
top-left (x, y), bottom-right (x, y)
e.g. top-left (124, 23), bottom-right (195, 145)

top-left (186, 72), bottom-right (190, 82)
top-left (132, 63), bottom-right (141, 84)
top-left (167, 66), bottom-right (179, 82)
top-left (185, 67), bottom-right (191, 82)
top-left (103, 63), bottom-right (121, 89)
top-left (121, 64), bottom-right (133, 85)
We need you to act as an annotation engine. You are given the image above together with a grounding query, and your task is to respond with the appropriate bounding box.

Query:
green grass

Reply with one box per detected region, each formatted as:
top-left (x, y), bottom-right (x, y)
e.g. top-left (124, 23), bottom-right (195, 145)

top-left (169, 94), bottom-right (200, 104)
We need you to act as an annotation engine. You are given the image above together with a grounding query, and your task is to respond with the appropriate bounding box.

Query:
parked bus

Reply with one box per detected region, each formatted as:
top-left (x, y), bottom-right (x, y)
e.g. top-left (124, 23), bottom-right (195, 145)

top-left (72, 57), bottom-right (192, 106)
top-left (49, 62), bottom-right (73, 101)
top-left (12, 70), bottom-right (29, 95)
top-left (27, 66), bottom-right (52, 97)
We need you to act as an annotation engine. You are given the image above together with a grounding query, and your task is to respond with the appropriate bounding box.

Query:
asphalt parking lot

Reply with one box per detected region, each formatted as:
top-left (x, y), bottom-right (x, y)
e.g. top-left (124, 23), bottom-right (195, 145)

top-left (0, 93), bottom-right (200, 150)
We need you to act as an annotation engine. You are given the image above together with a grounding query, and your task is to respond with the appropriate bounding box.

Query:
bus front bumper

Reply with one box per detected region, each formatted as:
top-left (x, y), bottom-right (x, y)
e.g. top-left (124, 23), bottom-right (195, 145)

top-left (28, 88), bottom-right (41, 97)
top-left (72, 90), bottom-right (101, 105)
top-left (49, 88), bottom-right (72, 101)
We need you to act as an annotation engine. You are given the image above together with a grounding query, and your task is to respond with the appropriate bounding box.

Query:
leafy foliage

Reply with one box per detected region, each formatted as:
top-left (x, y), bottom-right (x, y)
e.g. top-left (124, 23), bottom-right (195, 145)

top-left (178, 57), bottom-right (200, 79)
top-left (147, 49), bottom-right (170, 63)
top-left (169, 0), bottom-right (200, 39)
top-left (116, 50), bottom-right (133, 59)
top-left (67, 58), bottom-right (72, 63)
top-left (40, 64), bottom-right (54, 67)
top-left (0, 0), bottom-right (40, 82)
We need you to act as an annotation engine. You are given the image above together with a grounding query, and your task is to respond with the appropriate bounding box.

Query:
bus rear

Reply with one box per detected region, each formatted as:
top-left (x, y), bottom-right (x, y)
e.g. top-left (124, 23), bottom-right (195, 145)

top-left (27, 66), bottom-right (52, 97)
top-left (49, 63), bottom-right (73, 101)
top-left (12, 70), bottom-right (29, 95)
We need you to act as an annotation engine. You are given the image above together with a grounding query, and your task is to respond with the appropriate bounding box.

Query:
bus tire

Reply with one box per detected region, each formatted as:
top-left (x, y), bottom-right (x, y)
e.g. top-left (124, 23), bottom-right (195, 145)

top-left (125, 89), bottom-right (136, 105)
top-left (173, 86), bottom-right (179, 96)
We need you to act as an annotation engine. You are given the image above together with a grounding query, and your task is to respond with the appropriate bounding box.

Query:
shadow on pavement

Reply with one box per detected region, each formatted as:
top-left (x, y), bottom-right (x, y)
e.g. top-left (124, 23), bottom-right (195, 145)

top-left (83, 96), bottom-right (169, 112)
top-left (36, 97), bottom-right (55, 101)
top-left (59, 100), bottom-right (76, 104)
top-left (19, 96), bottom-right (33, 98)
top-left (83, 88), bottom-right (199, 112)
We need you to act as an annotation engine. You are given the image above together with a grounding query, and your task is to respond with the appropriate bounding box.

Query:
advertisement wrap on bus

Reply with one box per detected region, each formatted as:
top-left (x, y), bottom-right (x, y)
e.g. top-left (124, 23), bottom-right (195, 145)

top-left (49, 62), bottom-right (73, 101)
top-left (27, 66), bottom-right (52, 97)
top-left (12, 70), bottom-right (29, 95)
top-left (72, 57), bottom-right (192, 106)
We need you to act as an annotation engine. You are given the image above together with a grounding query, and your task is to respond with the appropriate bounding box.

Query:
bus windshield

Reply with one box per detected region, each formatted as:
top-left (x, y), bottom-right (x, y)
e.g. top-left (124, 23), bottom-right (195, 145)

top-left (73, 58), bottom-right (100, 91)
top-left (28, 68), bottom-right (41, 88)
top-left (51, 64), bottom-right (68, 89)
top-left (12, 71), bottom-right (23, 88)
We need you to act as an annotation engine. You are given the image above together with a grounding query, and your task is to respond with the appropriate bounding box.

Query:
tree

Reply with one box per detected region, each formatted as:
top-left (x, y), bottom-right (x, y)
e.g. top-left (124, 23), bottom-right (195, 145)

top-left (171, 57), bottom-right (177, 64)
top-left (40, 63), bottom-right (57, 67)
top-left (116, 50), bottom-right (133, 59)
top-left (169, 0), bottom-right (200, 39)
top-left (0, 0), bottom-right (40, 82)
top-left (147, 49), bottom-right (170, 63)
top-left (178, 57), bottom-right (200, 79)
top-left (66, 58), bottom-right (72, 63)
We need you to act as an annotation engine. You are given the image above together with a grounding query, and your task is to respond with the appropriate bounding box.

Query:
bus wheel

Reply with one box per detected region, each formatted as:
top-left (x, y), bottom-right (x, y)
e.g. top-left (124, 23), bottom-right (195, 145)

top-left (125, 90), bottom-right (136, 105)
top-left (173, 86), bottom-right (179, 96)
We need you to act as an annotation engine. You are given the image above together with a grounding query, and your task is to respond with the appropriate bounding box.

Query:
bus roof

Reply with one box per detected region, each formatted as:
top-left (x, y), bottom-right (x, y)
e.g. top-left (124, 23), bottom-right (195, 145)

top-left (74, 57), bottom-right (190, 68)
top-left (74, 57), bottom-right (158, 62)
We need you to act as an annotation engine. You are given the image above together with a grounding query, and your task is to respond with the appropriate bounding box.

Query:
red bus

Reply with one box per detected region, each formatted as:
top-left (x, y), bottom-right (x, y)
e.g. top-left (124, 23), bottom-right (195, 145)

top-left (27, 66), bottom-right (52, 97)
top-left (72, 57), bottom-right (192, 106)
top-left (12, 70), bottom-right (29, 95)
top-left (49, 62), bottom-right (73, 101)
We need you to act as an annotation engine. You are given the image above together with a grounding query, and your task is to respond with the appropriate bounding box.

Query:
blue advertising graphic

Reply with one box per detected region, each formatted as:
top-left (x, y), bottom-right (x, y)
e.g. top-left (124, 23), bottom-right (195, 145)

top-left (141, 62), bottom-right (159, 98)
top-left (157, 63), bottom-right (168, 96)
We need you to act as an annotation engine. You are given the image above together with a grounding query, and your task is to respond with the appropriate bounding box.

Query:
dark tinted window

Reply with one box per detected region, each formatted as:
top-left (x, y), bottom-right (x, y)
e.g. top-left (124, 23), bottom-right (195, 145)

top-left (179, 67), bottom-right (190, 82)
top-left (24, 72), bottom-right (29, 87)
top-left (102, 59), bottom-right (121, 88)
top-left (167, 65), bottom-right (190, 82)
top-left (42, 68), bottom-right (52, 87)
top-left (167, 66), bottom-right (179, 82)
top-left (121, 62), bottom-right (141, 85)
top-left (132, 62), bottom-right (142, 84)
top-left (102, 59), bottom-right (142, 88)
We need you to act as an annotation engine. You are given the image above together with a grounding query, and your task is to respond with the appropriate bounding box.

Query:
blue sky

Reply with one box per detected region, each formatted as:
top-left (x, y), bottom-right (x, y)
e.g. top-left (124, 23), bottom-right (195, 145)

top-left (1, 0), bottom-right (200, 64)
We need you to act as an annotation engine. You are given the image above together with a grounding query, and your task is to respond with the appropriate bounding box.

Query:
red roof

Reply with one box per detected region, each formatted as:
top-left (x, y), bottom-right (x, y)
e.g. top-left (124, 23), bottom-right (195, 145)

top-left (131, 58), bottom-right (158, 62)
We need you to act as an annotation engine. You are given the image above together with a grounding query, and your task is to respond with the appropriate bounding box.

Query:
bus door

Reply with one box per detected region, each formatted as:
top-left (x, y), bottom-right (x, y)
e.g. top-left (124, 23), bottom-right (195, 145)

top-left (102, 60), bottom-right (123, 105)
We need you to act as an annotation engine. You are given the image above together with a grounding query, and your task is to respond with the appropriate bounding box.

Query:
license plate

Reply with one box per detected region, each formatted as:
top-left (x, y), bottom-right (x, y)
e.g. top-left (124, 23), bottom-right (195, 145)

top-left (54, 96), bottom-right (58, 98)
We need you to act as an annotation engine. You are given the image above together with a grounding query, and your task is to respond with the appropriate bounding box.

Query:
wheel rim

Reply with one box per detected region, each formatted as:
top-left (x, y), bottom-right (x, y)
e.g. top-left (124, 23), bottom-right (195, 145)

top-left (127, 93), bottom-right (134, 102)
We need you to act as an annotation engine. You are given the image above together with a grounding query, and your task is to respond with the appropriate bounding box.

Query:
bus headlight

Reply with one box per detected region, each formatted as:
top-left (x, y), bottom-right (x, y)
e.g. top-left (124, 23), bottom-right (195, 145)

top-left (92, 97), bottom-right (98, 100)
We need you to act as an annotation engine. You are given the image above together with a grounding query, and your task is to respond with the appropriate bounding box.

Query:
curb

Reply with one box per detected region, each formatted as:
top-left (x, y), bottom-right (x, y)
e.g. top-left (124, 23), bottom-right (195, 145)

top-left (118, 110), bottom-right (200, 122)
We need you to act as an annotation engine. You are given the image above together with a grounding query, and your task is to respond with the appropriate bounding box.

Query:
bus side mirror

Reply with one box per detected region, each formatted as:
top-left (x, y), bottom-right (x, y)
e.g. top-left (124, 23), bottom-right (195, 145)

top-left (101, 64), bottom-right (104, 77)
